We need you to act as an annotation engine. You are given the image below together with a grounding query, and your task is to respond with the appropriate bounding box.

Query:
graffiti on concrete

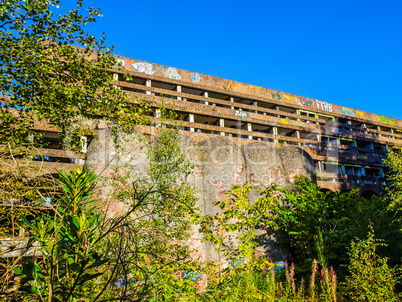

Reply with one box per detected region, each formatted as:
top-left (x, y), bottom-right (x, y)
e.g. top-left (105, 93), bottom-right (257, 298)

top-left (164, 67), bottom-right (181, 80)
top-left (336, 106), bottom-right (366, 119)
top-left (378, 115), bottom-right (396, 126)
top-left (130, 61), bottom-right (181, 79)
top-left (316, 100), bottom-right (333, 112)
top-left (291, 120), bottom-right (306, 127)
top-left (300, 98), bottom-right (314, 108)
top-left (223, 80), bottom-right (237, 91)
top-left (272, 93), bottom-right (281, 99)
top-left (283, 94), bottom-right (298, 104)
top-left (130, 61), bottom-right (156, 75)
top-left (338, 106), bottom-right (355, 116)
top-left (235, 110), bottom-right (249, 119)
top-left (249, 85), bottom-right (262, 90)
top-left (191, 73), bottom-right (201, 82)
top-left (356, 110), bottom-right (366, 119)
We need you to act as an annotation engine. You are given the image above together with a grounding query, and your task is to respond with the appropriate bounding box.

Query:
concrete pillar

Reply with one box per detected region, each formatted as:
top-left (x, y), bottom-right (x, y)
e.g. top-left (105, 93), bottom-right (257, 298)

top-left (230, 96), bottom-right (234, 109)
top-left (219, 118), bottom-right (225, 136)
top-left (188, 114), bottom-right (195, 132)
top-left (155, 109), bottom-right (161, 127)
top-left (252, 101), bottom-right (257, 113)
top-left (296, 130), bottom-right (300, 146)
top-left (177, 85), bottom-right (182, 101)
top-left (247, 123), bottom-right (252, 140)
top-left (377, 126), bottom-right (382, 137)
top-left (202, 92), bottom-right (209, 105)
top-left (146, 79), bottom-right (152, 96)
top-left (274, 106), bottom-right (280, 118)
top-left (273, 127), bottom-right (278, 143)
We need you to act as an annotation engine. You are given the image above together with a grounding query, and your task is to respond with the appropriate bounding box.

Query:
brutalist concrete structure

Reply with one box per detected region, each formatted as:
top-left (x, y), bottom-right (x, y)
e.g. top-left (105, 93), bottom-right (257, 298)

top-left (105, 54), bottom-right (400, 195)
top-left (27, 53), bottom-right (402, 196)
top-left (30, 54), bottom-right (402, 196)
top-left (7, 55), bottom-right (402, 261)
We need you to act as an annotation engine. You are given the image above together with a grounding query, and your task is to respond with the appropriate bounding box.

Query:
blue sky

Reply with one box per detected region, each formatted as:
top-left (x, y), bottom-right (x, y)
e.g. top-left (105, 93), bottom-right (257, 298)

top-left (78, 0), bottom-right (402, 119)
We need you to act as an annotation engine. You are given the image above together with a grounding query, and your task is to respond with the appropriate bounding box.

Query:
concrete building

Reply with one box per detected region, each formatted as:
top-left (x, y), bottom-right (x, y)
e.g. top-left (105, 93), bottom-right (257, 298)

top-left (5, 54), bottom-right (402, 261)
top-left (28, 54), bottom-right (402, 196)
top-left (106, 55), bottom-right (400, 195)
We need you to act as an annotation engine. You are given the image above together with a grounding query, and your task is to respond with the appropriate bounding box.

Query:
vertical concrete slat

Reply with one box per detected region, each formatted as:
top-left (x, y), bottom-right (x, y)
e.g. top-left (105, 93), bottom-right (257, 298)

top-left (252, 101), bottom-right (257, 113)
top-left (220, 118), bottom-right (225, 136)
top-left (203, 91), bottom-right (209, 105)
top-left (248, 123), bottom-right (252, 140)
top-left (177, 85), bottom-right (182, 101)
top-left (188, 114), bottom-right (195, 132)
top-left (146, 79), bottom-right (152, 96)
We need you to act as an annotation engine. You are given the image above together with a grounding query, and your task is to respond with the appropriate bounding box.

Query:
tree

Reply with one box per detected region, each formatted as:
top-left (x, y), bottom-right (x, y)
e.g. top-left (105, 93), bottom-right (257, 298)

top-left (0, 0), bottom-right (148, 147)
top-left (384, 145), bottom-right (402, 226)
top-left (345, 225), bottom-right (400, 301)
top-left (2, 126), bottom-right (200, 301)
top-left (260, 175), bottom-right (402, 277)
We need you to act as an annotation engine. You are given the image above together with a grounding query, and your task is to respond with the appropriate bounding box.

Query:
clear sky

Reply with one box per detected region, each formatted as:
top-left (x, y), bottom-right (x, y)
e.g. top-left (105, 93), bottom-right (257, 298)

top-left (78, 0), bottom-right (402, 119)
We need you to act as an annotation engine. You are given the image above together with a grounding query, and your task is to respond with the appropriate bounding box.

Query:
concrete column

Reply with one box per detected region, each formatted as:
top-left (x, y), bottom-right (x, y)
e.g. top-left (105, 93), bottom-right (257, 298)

top-left (146, 79), bottom-right (152, 96)
top-left (296, 130), bottom-right (300, 146)
top-left (318, 161), bottom-right (323, 172)
top-left (230, 96), bottom-right (234, 109)
top-left (377, 126), bottom-right (382, 137)
top-left (177, 85), bottom-right (182, 100)
top-left (155, 109), bottom-right (161, 127)
top-left (274, 106), bottom-right (280, 118)
top-left (219, 118), bottom-right (225, 136)
top-left (202, 92), bottom-right (209, 105)
top-left (188, 114), bottom-right (195, 132)
top-left (273, 127), bottom-right (278, 143)
top-left (247, 123), bottom-right (252, 140)
top-left (252, 101), bottom-right (257, 113)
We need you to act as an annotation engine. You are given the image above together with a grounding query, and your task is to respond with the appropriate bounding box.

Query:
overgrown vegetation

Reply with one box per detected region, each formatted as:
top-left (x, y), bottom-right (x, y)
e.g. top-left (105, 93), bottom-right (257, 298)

top-left (2, 0), bottom-right (402, 301)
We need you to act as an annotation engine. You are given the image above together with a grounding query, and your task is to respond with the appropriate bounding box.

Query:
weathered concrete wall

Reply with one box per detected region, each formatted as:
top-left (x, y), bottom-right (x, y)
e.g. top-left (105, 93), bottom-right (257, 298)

top-left (109, 54), bottom-right (401, 129)
top-left (86, 130), bottom-right (315, 262)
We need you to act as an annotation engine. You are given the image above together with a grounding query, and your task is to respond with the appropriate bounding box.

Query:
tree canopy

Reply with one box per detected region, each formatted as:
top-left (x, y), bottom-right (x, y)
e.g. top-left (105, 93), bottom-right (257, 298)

top-left (0, 0), bottom-right (147, 146)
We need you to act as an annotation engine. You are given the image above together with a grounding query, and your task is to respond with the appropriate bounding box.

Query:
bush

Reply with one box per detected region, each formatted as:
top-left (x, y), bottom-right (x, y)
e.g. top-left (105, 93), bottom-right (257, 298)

top-left (345, 225), bottom-right (401, 301)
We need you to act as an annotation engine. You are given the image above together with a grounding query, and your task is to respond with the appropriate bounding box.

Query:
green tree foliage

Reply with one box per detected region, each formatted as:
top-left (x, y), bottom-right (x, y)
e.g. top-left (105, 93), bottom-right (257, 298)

top-left (105, 128), bottom-right (200, 301)
top-left (345, 225), bottom-right (401, 301)
top-left (1, 127), bottom-right (200, 301)
top-left (259, 175), bottom-right (402, 277)
top-left (262, 176), bottom-right (352, 272)
top-left (0, 0), bottom-right (148, 146)
top-left (11, 169), bottom-right (106, 301)
top-left (385, 145), bottom-right (402, 224)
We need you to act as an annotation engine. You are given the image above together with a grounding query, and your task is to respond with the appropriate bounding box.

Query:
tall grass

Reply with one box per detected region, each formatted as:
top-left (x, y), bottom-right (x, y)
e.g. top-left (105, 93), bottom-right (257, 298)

top-left (195, 259), bottom-right (338, 301)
